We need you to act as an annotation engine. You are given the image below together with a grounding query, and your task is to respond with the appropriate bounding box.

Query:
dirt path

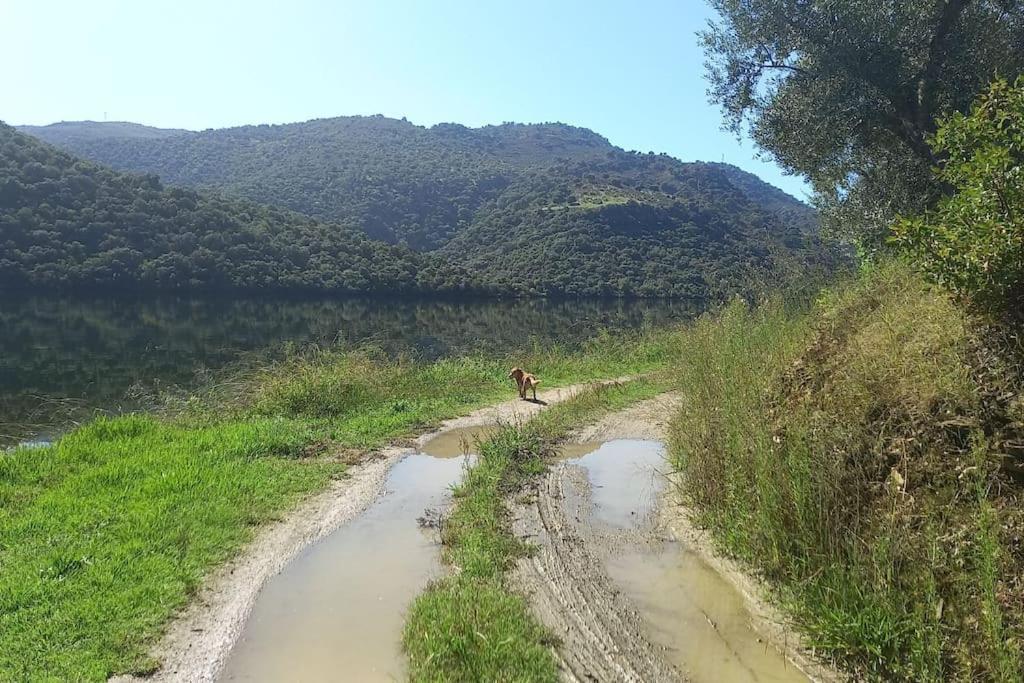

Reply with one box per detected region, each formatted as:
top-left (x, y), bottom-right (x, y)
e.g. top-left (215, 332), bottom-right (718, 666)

top-left (510, 393), bottom-right (842, 683)
top-left (111, 381), bottom-right (608, 683)
top-left (509, 394), bottom-right (684, 682)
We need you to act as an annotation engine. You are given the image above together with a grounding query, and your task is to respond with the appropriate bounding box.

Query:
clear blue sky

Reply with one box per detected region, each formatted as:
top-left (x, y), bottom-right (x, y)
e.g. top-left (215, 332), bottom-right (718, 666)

top-left (3, 0), bottom-right (809, 198)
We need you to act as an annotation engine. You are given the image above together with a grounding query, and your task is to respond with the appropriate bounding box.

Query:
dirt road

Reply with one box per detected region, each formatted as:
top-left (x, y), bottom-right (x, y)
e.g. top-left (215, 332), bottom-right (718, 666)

top-left (112, 381), bottom-right (607, 683)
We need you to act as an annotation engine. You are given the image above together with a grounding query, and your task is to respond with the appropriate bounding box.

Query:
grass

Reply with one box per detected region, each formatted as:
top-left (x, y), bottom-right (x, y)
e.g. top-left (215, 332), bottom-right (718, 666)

top-left (0, 327), bottom-right (682, 681)
top-left (0, 415), bottom-right (339, 680)
top-left (403, 377), bottom-right (671, 682)
top-left (195, 328), bottom-right (680, 449)
top-left (667, 261), bottom-right (1024, 681)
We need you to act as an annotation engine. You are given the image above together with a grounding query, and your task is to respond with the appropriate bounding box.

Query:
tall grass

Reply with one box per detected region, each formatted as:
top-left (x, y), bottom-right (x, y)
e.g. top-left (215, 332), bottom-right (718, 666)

top-left (668, 262), bottom-right (1024, 680)
top-left (190, 327), bottom-right (681, 447)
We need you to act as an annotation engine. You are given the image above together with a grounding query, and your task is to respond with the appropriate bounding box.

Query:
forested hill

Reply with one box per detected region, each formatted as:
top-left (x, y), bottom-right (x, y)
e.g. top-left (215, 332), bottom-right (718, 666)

top-left (17, 116), bottom-right (836, 299)
top-left (0, 124), bottom-right (478, 294)
top-left (21, 117), bottom-right (819, 244)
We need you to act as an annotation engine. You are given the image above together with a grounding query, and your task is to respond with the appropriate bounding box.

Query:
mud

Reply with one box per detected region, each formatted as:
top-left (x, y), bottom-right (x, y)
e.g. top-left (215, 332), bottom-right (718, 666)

top-left (511, 463), bottom-right (681, 682)
top-left (219, 452), bottom-right (467, 682)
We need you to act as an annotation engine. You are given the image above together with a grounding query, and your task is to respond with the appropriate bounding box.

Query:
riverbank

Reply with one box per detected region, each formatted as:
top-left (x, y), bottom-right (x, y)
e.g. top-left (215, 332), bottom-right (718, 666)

top-left (0, 330), bottom-right (680, 681)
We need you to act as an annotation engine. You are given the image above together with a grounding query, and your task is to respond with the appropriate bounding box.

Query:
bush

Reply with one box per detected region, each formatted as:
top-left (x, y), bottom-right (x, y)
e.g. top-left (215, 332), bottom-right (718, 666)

top-left (893, 78), bottom-right (1024, 313)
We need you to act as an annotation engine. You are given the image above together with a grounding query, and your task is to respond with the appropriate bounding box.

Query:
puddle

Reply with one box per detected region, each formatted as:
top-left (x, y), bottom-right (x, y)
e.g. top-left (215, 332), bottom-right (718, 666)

top-left (566, 439), bottom-right (666, 527)
top-left (219, 452), bottom-right (468, 682)
top-left (556, 440), bottom-right (603, 460)
top-left (420, 425), bottom-right (497, 459)
top-left (607, 547), bottom-right (808, 683)
top-left (572, 440), bottom-right (809, 683)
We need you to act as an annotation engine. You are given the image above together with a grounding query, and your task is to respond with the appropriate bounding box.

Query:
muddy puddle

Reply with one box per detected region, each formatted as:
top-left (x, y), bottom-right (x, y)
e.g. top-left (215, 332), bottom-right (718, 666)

top-left (568, 440), bottom-right (809, 683)
top-left (220, 439), bottom-right (475, 682)
top-left (419, 425), bottom-right (497, 459)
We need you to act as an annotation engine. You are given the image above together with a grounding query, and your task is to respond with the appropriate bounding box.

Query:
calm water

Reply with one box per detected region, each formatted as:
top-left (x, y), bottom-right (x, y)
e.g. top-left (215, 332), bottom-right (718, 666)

top-left (0, 294), bottom-right (694, 445)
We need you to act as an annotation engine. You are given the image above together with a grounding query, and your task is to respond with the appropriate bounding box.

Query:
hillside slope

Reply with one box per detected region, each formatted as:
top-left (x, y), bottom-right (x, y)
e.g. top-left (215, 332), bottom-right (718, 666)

top-left (0, 124), bottom-right (476, 294)
top-left (20, 117), bottom-right (835, 299)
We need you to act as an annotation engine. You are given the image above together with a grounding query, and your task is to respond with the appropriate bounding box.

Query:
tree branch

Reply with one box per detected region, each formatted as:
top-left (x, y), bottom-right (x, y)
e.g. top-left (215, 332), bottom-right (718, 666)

top-left (917, 0), bottom-right (974, 132)
top-left (740, 60), bottom-right (811, 76)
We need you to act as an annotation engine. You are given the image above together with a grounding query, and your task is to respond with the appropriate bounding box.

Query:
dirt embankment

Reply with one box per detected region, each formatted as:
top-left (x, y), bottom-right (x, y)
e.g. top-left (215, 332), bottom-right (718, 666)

top-left (112, 382), bottom-right (603, 683)
top-left (510, 393), bottom-right (843, 683)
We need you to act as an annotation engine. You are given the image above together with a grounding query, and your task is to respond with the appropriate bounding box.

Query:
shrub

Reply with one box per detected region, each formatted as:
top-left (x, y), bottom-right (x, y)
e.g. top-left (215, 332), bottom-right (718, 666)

top-left (893, 78), bottom-right (1024, 313)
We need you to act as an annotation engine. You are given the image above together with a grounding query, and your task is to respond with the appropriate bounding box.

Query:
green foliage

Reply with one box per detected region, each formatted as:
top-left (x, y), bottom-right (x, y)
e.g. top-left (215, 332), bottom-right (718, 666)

top-left (226, 326), bottom-right (680, 446)
top-left (893, 78), bottom-right (1024, 312)
top-left (0, 123), bottom-right (478, 294)
top-left (17, 115), bottom-right (838, 299)
top-left (668, 263), bottom-right (1024, 680)
top-left (702, 0), bottom-right (1024, 244)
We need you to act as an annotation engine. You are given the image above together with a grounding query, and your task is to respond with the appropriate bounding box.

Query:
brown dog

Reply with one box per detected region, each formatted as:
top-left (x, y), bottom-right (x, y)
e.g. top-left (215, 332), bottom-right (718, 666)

top-left (508, 367), bottom-right (541, 401)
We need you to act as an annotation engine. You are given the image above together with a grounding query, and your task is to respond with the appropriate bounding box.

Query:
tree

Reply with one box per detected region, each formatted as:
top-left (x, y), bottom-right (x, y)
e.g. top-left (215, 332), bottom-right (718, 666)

top-left (893, 78), bottom-right (1024, 312)
top-left (701, 0), bottom-right (1024, 246)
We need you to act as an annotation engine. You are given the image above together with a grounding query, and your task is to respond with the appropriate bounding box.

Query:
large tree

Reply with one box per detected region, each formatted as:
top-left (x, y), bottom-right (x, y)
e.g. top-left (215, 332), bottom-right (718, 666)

top-left (702, 0), bottom-right (1024, 245)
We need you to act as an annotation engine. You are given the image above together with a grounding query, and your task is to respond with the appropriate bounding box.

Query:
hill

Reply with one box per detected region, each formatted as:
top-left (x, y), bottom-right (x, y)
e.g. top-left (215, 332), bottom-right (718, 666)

top-left (19, 116), bottom-right (835, 299)
top-left (18, 121), bottom-right (190, 143)
top-left (0, 124), bottom-right (477, 294)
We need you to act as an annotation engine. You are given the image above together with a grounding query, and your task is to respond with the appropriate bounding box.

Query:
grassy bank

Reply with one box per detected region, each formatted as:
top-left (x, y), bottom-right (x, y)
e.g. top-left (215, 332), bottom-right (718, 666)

top-left (668, 263), bottom-right (1024, 680)
top-left (0, 330), bottom-right (680, 681)
top-left (402, 377), bottom-right (671, 682)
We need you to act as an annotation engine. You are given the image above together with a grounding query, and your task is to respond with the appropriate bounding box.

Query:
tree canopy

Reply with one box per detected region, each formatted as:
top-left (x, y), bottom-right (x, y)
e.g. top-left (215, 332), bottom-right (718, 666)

top-left (702, 0), bottom-right (1024, 245)
top-left (0, 124), bottom-right (478, 294)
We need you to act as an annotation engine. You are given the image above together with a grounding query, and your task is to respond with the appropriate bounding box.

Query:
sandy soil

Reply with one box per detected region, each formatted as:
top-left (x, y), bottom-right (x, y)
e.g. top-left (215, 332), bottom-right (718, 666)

top-left (111, 381), bottom-right (606, 683)
top-left (509, 394), bottom-right (684, 682)
top-left (510, 393), bottom-right (844, 683)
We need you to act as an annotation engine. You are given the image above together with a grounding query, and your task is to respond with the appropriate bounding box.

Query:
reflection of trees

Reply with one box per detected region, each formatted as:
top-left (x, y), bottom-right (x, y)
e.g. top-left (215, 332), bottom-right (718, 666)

top-left (0, 294), bottom-right (696, 444)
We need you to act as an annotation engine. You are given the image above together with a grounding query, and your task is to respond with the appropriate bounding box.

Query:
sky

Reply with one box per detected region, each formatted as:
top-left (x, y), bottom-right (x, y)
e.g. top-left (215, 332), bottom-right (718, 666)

top-left (2, 0), bottom-right (809, 198)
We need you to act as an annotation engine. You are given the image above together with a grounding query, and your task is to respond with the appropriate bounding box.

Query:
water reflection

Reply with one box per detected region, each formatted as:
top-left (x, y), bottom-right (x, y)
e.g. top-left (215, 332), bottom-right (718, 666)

top-left (0, 294), bottom-right (695, 444)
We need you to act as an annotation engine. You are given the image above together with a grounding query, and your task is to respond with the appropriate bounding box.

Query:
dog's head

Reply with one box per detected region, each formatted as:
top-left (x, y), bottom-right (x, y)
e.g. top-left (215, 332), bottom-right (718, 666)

top-left (508, 367), bottom-right (524, 382)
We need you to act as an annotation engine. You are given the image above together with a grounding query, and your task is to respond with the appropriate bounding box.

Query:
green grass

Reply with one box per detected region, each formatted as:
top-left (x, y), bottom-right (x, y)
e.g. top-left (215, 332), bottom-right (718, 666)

top-left (667, 262), bottom-right (1024, 681)
top-left (403, 377), bottom-right (670, 682)
top-left (0, 415), bottom-right (340, 680)
top-left (0, 328), bottom-right (682, 681)
top-left (200, 328), bottom-right (680, 449)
